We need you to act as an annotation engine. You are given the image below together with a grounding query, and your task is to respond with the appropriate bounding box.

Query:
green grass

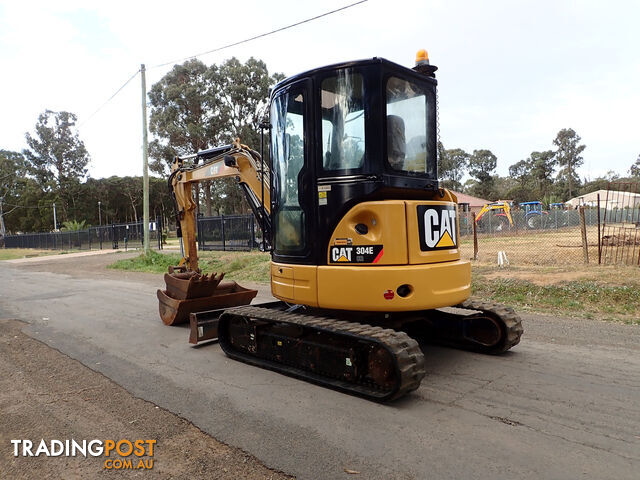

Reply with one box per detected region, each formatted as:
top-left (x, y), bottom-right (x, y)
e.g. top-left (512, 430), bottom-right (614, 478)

top-left (472, 275), bottom-right (640, 324)
top-left (108, 250), bottom-right (640, 324)
top-left (108, 250), bottom-right (271, 283)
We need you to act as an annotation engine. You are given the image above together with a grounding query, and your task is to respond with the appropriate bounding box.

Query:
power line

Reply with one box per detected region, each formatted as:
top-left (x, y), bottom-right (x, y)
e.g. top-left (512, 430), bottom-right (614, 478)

top-left (78, 69), bottom-right (141, 128)
top-left (149, 0), bottom-right (369, 70)
top-left (42, 2), bottom-right (369, 131)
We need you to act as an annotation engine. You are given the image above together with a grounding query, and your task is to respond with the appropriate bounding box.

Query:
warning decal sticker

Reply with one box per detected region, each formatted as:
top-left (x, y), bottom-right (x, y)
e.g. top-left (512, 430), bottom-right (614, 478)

top-left (417, 205), bottom-right (458, 251)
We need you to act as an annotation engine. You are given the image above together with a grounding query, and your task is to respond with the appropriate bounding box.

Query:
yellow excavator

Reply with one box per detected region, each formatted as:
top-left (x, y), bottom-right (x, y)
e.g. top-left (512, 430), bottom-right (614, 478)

top-left (159, 50), bottom-right (523, 401)
top-left (475, 200), bottom-right (515, 232)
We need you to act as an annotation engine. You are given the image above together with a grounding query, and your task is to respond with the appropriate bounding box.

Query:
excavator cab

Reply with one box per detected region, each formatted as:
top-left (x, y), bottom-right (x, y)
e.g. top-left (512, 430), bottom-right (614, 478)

top-left (268, 57), bottom-right (470, 312)
top-left (270, 58), bottom-right (438, 266)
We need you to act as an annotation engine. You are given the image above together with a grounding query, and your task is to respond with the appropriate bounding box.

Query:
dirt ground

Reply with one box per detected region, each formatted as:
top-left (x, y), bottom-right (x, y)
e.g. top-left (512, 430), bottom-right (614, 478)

top-left (6, 250), bottom-right (158, 281)
top-left (0, 318), bottom-right (292, 480)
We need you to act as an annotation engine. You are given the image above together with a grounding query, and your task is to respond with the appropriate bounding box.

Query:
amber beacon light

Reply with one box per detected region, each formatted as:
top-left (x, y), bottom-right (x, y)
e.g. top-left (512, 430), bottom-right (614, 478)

top-left (413, 48), bottom-right (437, 77)
top-left (415, 49), bottom-right (430, 66)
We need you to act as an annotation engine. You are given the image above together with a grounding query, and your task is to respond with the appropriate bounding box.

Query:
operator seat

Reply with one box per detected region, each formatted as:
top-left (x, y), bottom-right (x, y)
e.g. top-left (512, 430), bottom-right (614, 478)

top-left (326, 104), bottom-right (345, 170)
top-left (387, 115), bottom-right (406, 170)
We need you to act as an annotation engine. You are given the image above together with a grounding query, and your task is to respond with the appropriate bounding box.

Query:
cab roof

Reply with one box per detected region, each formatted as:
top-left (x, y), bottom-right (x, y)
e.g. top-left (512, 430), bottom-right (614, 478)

top-left (271, 57), bottom-right (437, 97)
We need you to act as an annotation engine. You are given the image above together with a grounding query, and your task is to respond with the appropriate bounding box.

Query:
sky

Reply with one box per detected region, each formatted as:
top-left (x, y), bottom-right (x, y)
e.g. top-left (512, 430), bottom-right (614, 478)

top-left (0, 0), bottom-right (638, 181)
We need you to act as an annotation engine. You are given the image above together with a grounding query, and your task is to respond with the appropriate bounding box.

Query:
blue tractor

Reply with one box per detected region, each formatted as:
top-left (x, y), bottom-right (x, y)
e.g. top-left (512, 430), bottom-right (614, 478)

top-left (519, 201), bottom-right (548, 229)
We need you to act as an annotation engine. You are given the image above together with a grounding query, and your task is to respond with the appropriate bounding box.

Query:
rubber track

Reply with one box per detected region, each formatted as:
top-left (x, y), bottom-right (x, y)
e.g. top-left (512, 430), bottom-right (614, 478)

top-left (455, 298), bottom-right (524, 353)
top-left (219, 305), bottom-right (426, 401)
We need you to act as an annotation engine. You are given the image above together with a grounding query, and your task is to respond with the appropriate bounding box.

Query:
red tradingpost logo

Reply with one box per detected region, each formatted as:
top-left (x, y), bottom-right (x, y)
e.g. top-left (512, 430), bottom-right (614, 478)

top-left (383, 290), bottom-right (394, 300)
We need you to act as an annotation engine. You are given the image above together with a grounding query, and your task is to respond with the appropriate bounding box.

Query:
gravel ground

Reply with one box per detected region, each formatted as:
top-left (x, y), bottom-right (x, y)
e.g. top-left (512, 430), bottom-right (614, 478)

top-left (1, 250), bottom-right (638, 479)
top-left (0, 318), bottom-right (292, 479)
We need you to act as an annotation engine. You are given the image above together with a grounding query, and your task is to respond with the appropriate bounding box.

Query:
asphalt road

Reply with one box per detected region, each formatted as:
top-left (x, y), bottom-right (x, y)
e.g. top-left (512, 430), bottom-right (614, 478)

top-left (1, 252), bottom-right (639, 479)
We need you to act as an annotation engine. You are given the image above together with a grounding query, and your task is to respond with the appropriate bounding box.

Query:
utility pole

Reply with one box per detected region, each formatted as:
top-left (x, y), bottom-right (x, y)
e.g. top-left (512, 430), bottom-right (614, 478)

top-left (0, 196), bottom-right (6, 240)
top-left (53, 202), bottom-right (57, 231)
top-left (141, 63), bottom-right (150, 254)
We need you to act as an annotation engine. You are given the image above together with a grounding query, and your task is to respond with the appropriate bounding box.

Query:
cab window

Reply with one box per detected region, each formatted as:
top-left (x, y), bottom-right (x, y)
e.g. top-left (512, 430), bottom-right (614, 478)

top-left (271, 89), bottom-right (306, 254)
top-left (386, 76), bottom-right (429, 174)
top-left (321, 72), bottom-right (365, 171)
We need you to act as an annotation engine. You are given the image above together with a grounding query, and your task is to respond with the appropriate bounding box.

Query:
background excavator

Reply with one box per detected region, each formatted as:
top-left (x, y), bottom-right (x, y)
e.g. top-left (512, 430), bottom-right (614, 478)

top-left (158, 50), bottom-right (523, 401)
top-left (475, 200), bottom-right (515, 232)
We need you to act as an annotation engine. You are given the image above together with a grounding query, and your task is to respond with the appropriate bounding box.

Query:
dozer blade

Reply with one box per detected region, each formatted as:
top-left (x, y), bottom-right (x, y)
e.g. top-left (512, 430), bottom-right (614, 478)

top-left (164, 271), bottom-right (225, 300)
top-left (421, 299), bottom-right (524, 354)
top-left (157, 281), bottom-right (257, 326)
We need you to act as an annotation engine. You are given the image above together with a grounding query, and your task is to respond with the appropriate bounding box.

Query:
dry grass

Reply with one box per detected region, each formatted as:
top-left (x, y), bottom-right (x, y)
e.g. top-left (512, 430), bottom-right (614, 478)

top-left (0, 248), bottom-right (62, 261)
top-left (108, 236), bottom-right (640, 323)
top-left (456, 227), bottom-right (640, 322)
top-left (459, 226), bottom-right (607, 266)
top-left (470, 258), bottom-right (640, 324)
top-left (473, 263), bottom-right (640, 288)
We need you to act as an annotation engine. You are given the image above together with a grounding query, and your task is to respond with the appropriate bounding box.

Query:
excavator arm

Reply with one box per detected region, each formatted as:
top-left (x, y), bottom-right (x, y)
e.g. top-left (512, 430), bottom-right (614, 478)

top-left (169, 139), bottom-right (271, 272)
top-left (475, 201), bottom-right (514, 227)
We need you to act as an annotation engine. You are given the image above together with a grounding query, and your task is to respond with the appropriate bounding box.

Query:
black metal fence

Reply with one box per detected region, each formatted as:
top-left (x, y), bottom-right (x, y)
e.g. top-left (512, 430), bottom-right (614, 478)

top-left (2, 217), bottom-right (164, 251)
top-left (197, 214), bottom-right (260, 251)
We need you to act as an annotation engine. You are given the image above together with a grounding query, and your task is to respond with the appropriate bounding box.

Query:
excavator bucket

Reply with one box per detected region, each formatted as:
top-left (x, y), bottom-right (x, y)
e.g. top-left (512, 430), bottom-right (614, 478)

top-left (158, 268), bottom-right (258, 326)
top-left (164, 271), bottom-right (224, 300)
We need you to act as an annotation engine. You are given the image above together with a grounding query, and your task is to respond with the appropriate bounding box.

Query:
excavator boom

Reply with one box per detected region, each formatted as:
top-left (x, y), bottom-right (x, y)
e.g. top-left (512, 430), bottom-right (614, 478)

top-left (169, 139), bottom-right (271, 272)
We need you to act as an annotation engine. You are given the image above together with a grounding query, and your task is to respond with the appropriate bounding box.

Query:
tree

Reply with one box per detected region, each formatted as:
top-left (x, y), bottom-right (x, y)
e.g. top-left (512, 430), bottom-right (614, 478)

top-left (217, 57), bottom-right (285, 148)
top-left (508, 159), bottom-right (530, 186)
top-left (553, 128), bottom-right (585, 199)
top-left (467, 149), bottom-right (497, 199)
top-left (149, 59), bottom-right (231, 216)
top-left (580, 171), bottom-right (621, 196)
top-left (0, 150), bottom-right (27, 237)
top-left (493, 175), bottom-right (518, 201)
top-left (630, 154), bottom-right (640, 177)
top-left (149, 57), bottom-right (283, 174)
top-left (148, 56), bottom-right (283, 216)
top-left (148, 59), bottom-right (226, 175)
top-left (207, 58), bottom-right (283, 216)
top-left (0, 165), bottom-right (180, 234)
top-left (438, 143), bottom-right (469, 191)
top-left (529, 150), bottom-right (556, 199)
top-left (0, 150), bottom-right (53, 235)
top-left (23, 110), bottom-right (90, 224)
top-left (506, 159), bottom-right (536, 203)
top-left (23, 111), bottom-right (89, 188)
top-left (61, 219), bottom-right (87, 231)
top-left (507, 150), bottom-right (556, 203)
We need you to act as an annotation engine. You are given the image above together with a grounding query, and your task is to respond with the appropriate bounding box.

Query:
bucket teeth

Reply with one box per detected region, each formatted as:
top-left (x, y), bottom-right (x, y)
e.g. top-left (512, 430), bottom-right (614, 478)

top-left (164, 269), bottom-right (225, 300)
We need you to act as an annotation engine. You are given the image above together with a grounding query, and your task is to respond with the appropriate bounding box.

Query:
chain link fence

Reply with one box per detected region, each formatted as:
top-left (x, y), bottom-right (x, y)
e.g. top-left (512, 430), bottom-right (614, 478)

top-left (2, 217), bottom-right (164, 251)
top-left (600, 182), bottom-right (640, 266)
top-left (458, 207), bottom-right (601, 266)
top-left (459, 182), bottom-right (640, 267)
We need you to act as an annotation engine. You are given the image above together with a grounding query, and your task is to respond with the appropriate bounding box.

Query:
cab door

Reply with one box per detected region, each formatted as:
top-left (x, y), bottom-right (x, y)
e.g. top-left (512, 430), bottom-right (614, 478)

top-left (270, 79), bottom-right (314, 265)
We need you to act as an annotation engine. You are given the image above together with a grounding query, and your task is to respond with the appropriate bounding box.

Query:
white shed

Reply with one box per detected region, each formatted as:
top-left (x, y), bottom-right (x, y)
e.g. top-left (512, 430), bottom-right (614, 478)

top-left (566, 189), bottom-right (640, 208)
